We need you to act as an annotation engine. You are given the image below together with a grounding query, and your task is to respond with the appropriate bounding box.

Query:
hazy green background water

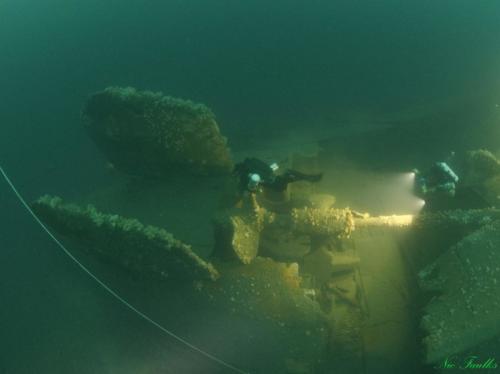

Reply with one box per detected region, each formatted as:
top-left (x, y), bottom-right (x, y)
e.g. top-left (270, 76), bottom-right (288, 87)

top-left (2, 0), bottom-right (500, 183)
top-left (1, 1), bottom-right (500, 373)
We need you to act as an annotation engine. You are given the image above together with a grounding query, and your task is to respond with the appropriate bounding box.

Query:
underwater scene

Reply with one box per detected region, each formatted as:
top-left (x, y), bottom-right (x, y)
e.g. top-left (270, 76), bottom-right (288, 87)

top-left (2, 1), bottom-right (500, 373)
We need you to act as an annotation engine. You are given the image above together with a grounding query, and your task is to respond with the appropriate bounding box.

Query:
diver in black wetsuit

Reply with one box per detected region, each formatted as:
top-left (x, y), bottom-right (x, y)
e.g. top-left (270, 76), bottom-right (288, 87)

top-left (233, 157), bottom-right (323, 194)
top-left (413, 162), bottom-right (459, 200)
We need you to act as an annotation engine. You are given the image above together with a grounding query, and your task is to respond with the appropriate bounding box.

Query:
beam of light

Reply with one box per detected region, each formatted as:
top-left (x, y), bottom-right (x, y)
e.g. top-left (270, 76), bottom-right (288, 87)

top-left (384, 172), bottom-right (425, 215)
top-left (395, 172), bottom-right (416, 189)
top-left (354, 214), bottom-right (414, 228)
top-left (404, 172), bottom-right (416, 188)
top-left (413, 198), bottom-right (426, 213)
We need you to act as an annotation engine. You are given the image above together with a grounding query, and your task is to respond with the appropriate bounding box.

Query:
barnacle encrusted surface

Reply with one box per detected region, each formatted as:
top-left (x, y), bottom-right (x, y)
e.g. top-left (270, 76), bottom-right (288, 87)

top-left (419, 219), bottom-right (500, 364)
top-left (412, 208), bottom-right (500, 231)
top-left (213, 194), bottom-right (275, 264)
top-left (82, 86), bottom-right (233, 177)
top-left (461, 149), bottom-right (500, 185)
top-left (31, 195), bottom-right (219, 281)
top-left (291, 207), bottom-right (355, 238)
top-left (203, 257), bottom-right (328, 371)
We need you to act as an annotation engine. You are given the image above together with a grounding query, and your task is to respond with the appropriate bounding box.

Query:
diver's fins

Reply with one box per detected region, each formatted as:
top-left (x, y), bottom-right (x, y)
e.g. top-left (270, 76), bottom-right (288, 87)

top-left (284, 170), bottom-right (323, 183)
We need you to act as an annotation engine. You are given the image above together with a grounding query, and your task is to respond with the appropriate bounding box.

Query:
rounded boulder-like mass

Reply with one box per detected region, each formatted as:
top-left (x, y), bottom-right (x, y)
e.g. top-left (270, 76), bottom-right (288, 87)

top-left (83, 86), bottom-right (233, 177)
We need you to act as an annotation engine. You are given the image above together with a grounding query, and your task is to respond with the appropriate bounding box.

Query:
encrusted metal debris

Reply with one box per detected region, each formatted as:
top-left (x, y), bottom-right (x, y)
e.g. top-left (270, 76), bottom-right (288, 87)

top-left (82, 86), bottom-right (233, 177)
top-left (32, 195), bottom-right (219, 281)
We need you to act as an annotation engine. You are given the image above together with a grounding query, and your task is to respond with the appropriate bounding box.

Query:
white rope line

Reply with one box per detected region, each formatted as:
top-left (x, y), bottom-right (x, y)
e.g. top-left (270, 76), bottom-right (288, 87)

top-left (0, 165), bottom-right (248, 374)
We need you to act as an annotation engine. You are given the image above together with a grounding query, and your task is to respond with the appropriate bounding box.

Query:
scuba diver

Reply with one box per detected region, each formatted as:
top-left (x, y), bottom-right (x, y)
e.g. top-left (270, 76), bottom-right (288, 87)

top-left (413, 162), bottom-right (459, 199)
top-left (413, 161), bottom-right (459, 210)
top-left (233, 157), bottom-right (323, 194)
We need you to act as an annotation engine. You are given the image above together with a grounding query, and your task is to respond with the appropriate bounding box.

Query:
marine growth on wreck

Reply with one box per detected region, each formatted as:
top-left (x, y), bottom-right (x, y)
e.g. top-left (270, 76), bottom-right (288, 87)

top-left (27, 87), bottom-right (500, 374)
